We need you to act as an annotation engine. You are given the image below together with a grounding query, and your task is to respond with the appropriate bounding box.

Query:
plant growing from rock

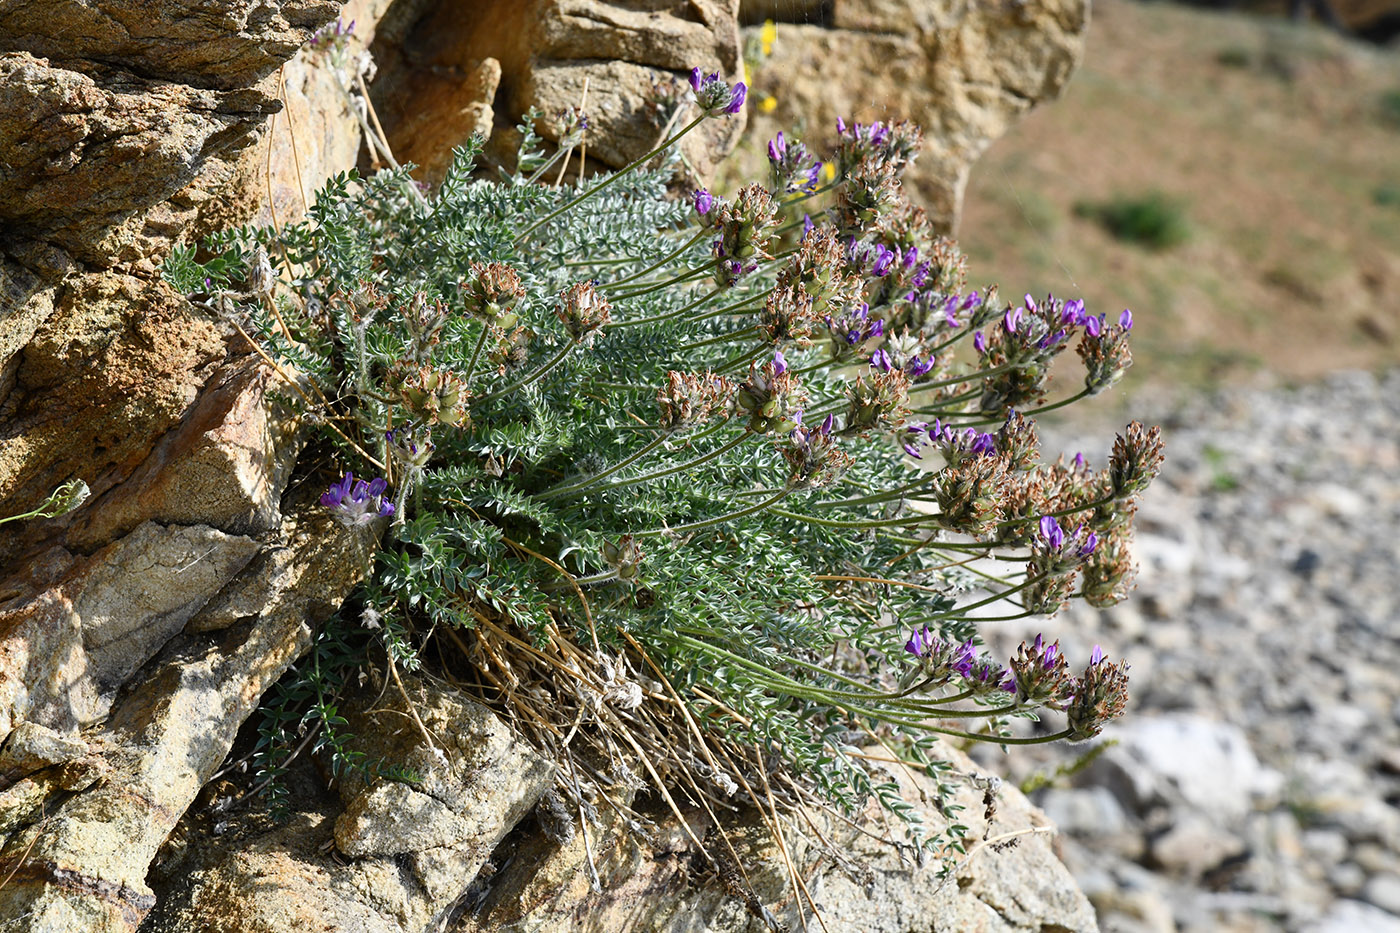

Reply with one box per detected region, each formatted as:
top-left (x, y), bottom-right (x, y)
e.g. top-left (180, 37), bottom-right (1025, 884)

top-left (166, 57), bottom-right (1158, 904)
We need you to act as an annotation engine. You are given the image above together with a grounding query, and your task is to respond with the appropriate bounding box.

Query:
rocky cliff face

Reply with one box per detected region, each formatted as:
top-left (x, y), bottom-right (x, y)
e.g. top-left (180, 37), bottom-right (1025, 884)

top-left (0, 1), bottom-right (1095, 930)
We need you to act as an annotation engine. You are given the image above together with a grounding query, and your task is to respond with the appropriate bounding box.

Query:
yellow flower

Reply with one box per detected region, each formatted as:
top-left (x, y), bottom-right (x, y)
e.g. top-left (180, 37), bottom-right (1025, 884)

top-left (759, 95), bottom-right (778, 114)
top-left (761, 20), bottom-right (777, 56)
top-left (821, 162), bottom-right (836, 183)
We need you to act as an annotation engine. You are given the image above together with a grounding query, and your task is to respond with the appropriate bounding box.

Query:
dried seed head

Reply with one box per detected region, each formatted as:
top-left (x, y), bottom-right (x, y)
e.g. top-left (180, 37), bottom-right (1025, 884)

top-left (395, 364), bottom-right (471, 428)
top-left (1109, 421), bottom-right (1164, 498)
top-left (462, 261), bottom-right (525, 327)
top-left (1066, 651), bottom-right (1130, 740)
top-left (657, 371), bottom-right (734, 431)
top-left (931, 456), bottom-right (1008, 536)
top-left (556, 281), bottom-right (611, 344)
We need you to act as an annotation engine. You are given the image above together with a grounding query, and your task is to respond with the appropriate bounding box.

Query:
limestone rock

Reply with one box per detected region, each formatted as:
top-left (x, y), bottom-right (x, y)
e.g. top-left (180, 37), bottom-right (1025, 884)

top-left (143, 678), bottom-right (554, 933)
top-left (0, 502), bottom-right (374, 932)
top-left (458, 738), bottom-right (1098, 933)
top-left (742, 0), bottom-right (1089, 231)
top-left (368, 0), bottom-right (745, 184)
top-left (0, 0), bottom-right (339, 90)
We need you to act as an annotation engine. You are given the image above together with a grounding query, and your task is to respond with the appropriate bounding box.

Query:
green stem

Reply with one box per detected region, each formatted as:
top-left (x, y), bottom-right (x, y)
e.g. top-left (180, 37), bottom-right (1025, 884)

top-left (614, 286), bottom-right (723, 329)
top-left (609, 262), bottom-right (715, 302)
top-left (606, 227), bottom-right (711, 290)
top-left (516, 114), bottom-right (708, 243)
top-left (676, 326), bottom-right (757, 352)
top-left (541, 432), bottom-right (675, 499)
top-left (462, 324), bottom-right (492, 386)
top-left (475, 340), bottom-right (576, 404)
top-left (595, 431), bottom-right (750, 491)
top-left (633, 488), bottom-right (790, 538)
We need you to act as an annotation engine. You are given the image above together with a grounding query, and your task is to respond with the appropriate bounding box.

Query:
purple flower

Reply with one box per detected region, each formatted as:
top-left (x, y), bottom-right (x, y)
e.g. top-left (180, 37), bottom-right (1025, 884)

top-left (320, 472), bottom-right (394, 527)
top-left (973, 331), bottom-right (987, 354)
top-left (1003, 306), bottom-right (1022, 334)
top-left (802, 213), bottom-right (814, 236)
top-left (1089, 644), bottom-right (1105, 666)
top-left (689, 68), bottom-right (745, 116)
top-left (870, 349), bottom-right (893, 372)
top-left (726, 82), bottom-right (747, 114)
top-left (820, 413), bottom-right (834, 435)
top-left (773, 349), bottom-right (788, 375)
top-left (1062, 298), bottom-right (1086, 326)
top-left (1119, 308), bottom-right (1134, 330)
top-left (868, 318), bottom-right (884, 339)
top-left (1073, 451), bottom-right (1086, 471)
top-left (905, 355), bottom-right (934, 378)
top-left (767, 132), bottom-right (787, 162)
top-left (1038, 515), bottom-right (1065, 550)
top-left (1084, 314), bottom-right (1103, 338)
top-left (694, 188), bottom-right (713, 215)
top-left (905, 625), bottom-right (933, 657)
top-left (902, 247), bottom-right (919, 270)
top-left (1078, 531), bottom-right (1099, 558)
top-left (871, 245), bottom-right (894, 277)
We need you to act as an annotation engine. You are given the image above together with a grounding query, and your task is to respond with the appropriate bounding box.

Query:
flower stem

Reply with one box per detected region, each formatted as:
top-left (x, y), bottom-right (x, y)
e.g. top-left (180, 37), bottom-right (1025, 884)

top-left (606, 226), bottom-right (711, 290)
top-left (633, 488), bottom-right (790, 538)
top-left (462, 323), bottom-right (492, 386)
top-left (595, 431), bottom-right (750, 491)
top-left (516, 114), bottom-right (707, 243)
top-left (475, 340), bottom-right (576, 403)
top-left (540, 431), bottom-right (676, 499)
top-left (614, 286), bottom-right (723, 329)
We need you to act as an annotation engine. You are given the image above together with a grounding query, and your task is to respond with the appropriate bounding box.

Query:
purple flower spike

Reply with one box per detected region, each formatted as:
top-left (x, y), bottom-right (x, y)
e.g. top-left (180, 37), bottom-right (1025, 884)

top-left (871, 349), bottom-right (893, 372)
top-left (903, 441), bottom-right (923, 459)
top-left (869, 319), bottom-right (884, 339)
top-left (689, 67), bottom-right (703, 92)
top-left (1078, 530), bottom-right (1099, 557)
top-left (767, 132), bottom-right (786, 161)
top-left (773, 349), bottom-right (788, 375)
top-left (726, 82), bottom-right (747, 114)
top-left (1038, 515), bottom-right (1065, 550)
top-left (973, 331), bottom-right (987, 354)
top-left (820, 413), bottom-right (834, 435)
top-left (1004, 306), bottom-right (1022, 334)
top-left (321, 472), bottom-right (394, 527)
top-left (1120, 308), bottom-right (1134, 330)
top-left (1089, 645), bottom-right (1105, 666)
top-left (905, 626), bottom-right (931, 658)
top-left (693, 188), bottom-right (713, 215)
top-left (1074, 451), bottom-right (1086, 471)
top-left (1085, 314), bottom-right (1103, 338)
top-left (802, 213), bottom-right (814, 236)
top-left (836, 116), bottom-right (847, 133)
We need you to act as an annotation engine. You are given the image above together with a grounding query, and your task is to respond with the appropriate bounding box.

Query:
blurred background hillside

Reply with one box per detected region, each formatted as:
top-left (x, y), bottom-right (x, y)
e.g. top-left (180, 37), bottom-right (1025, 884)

top-left (961, 0), bottom-right (1400, 400)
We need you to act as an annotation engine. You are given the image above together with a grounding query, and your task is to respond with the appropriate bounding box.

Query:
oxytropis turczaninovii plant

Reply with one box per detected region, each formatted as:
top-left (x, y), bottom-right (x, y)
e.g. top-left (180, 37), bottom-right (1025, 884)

top-left (167, 49), bottom-right (1161, 890)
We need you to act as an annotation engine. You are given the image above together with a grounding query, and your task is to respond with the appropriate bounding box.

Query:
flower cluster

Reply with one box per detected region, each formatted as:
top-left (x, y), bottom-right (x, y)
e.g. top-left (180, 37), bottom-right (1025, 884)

top-left (735, 350), bottom-right (804, 435)
top-left (781, 413), bottom-right (851, 489)
top-left (904, 628), bottom-right (1014, 694)
top-left (657, 371), bottom-right (734, 432)
top-left (556, 281), bottom-right (611, 344)
top-left (462, 261), bottom-right (525, 328)
top-left (901, 419), bottom-right (998, 464)
top-left (711, 184), bottom-right (779, 287)
top-left (767, 132), bottom-right (823, 194)
top-left (320, 473), bottom-right (394, 527)
top-left (689, 67), bottom-right (746, 116)
top-left (394, 364), bottom-right (471, 428)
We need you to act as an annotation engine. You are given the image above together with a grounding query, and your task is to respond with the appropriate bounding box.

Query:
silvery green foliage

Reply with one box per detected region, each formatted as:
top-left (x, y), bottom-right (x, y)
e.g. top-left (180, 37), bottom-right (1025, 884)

top-left (168, 120), bottom-right (1151, 862)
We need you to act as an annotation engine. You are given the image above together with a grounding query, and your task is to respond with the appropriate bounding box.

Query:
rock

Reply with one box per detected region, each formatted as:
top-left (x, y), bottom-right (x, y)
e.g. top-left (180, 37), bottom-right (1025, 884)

top-left (0, 0), bottom-right (338, 89)
top-left (1303, 899), bottom-right (1400, 933)
top-left (1149, 815), bottom-right (1246, 879)
top-left (1363, 875), bottom-right (1400, 917)
top-left (0, 53), bottom-right (278, 265)
top-left (369, 0), bottom-right (745, 185)
top-left (459, 738), bottom-right (1098, 932)
top-left (0, 501), bottom-right (374, 932)
top-left (1092, 715), bottom-right (1282, 820)
top-left (0, 721), bottom-right (90, 789)
top-left (144, 677), bottom-right (554, 933)
top-left (743, 0), bottom-right (1089, 230)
